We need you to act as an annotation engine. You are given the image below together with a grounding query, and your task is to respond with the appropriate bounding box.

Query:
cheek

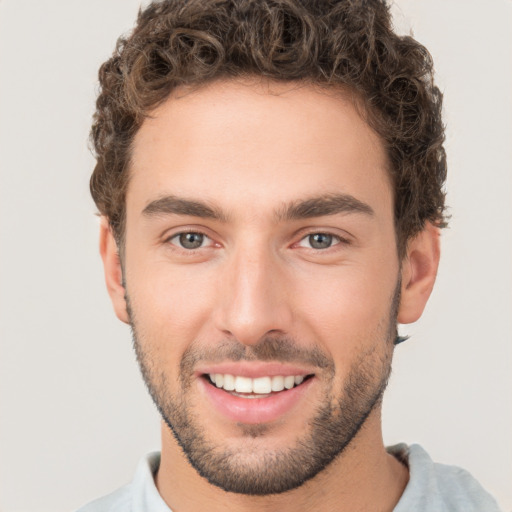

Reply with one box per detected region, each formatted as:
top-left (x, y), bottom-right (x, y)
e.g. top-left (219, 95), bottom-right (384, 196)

top-left (293, 264), bottom-right (397, 358)
top-left (125, 260), bottom-right (218, 363)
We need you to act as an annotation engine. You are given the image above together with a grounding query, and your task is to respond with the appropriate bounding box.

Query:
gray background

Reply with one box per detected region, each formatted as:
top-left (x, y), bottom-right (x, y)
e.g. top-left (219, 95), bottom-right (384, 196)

top-left (0, 1), bottom-right (511, 510)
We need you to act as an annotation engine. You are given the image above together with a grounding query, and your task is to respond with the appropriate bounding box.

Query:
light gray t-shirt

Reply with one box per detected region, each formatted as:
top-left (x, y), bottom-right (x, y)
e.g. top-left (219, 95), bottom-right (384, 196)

top-left (77, 444), bottom-right (502, 511)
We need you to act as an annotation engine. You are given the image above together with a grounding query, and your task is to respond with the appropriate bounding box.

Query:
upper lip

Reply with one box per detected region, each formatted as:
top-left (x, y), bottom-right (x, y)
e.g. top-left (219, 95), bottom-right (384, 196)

top-left (195, 361), bottom-right (315, 379)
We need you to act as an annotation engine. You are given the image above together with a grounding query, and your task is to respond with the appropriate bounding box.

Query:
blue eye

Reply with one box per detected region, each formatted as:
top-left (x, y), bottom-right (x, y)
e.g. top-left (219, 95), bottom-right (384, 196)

top-left (170, 232), bottom-right (208, 249)
top-left (299, 233), bottom-right (340, 250)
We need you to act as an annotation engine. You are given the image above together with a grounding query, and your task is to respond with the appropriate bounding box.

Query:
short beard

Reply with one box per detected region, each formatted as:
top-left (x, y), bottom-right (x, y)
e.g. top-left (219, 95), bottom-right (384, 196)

top-left (127, 281), bottom-right (399, 496)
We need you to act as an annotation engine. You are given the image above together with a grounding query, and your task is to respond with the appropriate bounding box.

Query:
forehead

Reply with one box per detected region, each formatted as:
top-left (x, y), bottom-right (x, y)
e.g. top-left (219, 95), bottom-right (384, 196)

top-left (128, 79), bottom-right (392, 221)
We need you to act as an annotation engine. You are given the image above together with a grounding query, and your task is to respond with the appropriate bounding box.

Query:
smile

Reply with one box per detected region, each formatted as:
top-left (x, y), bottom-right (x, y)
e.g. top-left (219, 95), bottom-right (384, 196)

top-left (207, 373), bottom-right (309, 396)
top-left (200, 369), bottom-right (315, 424)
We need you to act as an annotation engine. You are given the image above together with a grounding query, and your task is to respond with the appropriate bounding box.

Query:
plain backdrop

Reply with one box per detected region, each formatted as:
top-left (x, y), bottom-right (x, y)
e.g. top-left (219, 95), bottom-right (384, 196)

top-left (0, 1), bottom-right (511, 511)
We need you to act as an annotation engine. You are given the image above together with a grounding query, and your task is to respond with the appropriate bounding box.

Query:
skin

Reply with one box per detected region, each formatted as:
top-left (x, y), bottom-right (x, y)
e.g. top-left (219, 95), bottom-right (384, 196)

top-left (100, 78), bottom-right (440, 512)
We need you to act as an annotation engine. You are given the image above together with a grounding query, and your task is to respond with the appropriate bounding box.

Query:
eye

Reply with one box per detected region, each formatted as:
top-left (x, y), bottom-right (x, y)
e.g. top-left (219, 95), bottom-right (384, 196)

top-left (168, 232), bottom-right (211, 250)
top-left (298, 233), bottom-right (342, 250)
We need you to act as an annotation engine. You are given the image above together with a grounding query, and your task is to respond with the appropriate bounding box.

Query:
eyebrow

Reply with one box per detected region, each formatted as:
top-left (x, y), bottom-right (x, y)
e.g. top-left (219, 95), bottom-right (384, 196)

top-left (142, 195), bottom-right (229, 222)
top-left (141, 193), bottom-right (374, 222)
top-left (276, 193), bottom-right (374, 221)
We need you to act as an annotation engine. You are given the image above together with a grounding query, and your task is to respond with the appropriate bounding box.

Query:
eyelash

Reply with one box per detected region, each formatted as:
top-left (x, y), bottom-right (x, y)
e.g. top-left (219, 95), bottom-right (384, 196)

top-left (165, 229), bottom-right (350, 253)
top-left (165, 230), bottom-right (216, 251)
top-left (296, 232), bottom-right (349, 250)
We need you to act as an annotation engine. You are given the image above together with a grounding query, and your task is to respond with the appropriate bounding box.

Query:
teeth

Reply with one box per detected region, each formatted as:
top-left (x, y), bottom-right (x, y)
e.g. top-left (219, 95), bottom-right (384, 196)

top-left (284, 376), bottom-right (295, 389)
top-left (208, 373), bottom-right (308, 394)
top-left (271, 376), bottom-right (285, 392)
top-left (223, 373), bottom-right (235, 391)
top-left (234, 376), bottom-right (253, 393)
top-left (252, 376), bottom-right (272, 394)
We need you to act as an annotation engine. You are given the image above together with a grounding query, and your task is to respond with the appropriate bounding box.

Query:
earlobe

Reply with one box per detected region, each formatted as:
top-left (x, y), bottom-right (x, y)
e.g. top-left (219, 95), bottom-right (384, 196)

top-left (397, 223), bottom-right (441, 324)
top-left (99, 218), bottom-right (130, 324)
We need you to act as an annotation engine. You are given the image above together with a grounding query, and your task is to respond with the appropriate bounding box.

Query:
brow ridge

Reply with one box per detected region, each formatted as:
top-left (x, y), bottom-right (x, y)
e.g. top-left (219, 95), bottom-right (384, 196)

top-left (276, 193), bottom-right (374, 221)
top-left (141, 193), bottom-right (374, 223)
top-left (142, 195), bottom-right (228, 222)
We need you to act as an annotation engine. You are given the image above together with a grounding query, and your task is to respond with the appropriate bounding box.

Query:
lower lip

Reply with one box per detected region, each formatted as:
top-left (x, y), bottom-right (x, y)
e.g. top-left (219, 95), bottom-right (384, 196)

top-left (200, 377), bottom-right (314, 424)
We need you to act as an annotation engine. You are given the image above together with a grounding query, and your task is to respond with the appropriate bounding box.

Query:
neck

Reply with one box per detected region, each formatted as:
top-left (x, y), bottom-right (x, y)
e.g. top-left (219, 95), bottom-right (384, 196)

top-left (155, 408), bottom-right (409, 512)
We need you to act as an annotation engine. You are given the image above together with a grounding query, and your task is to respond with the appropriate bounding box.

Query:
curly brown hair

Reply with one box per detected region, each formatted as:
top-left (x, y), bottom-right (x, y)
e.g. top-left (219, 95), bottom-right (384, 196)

top-left (90, 0), bottom-right (447, 257)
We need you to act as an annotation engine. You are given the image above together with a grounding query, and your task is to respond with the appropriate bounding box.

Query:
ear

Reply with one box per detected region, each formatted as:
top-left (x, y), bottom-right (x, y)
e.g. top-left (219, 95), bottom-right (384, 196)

top-left (397, 222), bottom-right (441, 324)
top-left (99, 217), bottom-right (130, 324)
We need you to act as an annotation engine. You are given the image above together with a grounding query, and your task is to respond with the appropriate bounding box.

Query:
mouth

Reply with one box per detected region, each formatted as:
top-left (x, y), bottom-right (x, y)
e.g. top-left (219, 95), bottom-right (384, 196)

top-left (203, 373), bottom-right (314, 398)
top-left (199, 368), bottom-right (316, 424)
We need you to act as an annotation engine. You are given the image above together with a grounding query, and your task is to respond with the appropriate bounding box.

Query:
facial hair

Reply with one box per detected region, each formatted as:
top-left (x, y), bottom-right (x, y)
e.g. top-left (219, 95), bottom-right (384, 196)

top-left (127, 282), bottom-right (399, 496)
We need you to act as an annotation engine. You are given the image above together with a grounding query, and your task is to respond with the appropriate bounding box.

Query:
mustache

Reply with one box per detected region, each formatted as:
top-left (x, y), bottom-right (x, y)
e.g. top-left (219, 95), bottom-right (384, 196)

top-left (179, 336), bottom-right (335, 382)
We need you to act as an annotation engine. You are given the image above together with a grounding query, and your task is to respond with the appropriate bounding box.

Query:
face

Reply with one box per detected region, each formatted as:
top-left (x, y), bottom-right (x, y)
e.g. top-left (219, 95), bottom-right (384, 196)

top-left (119, 80), bottom-right (402, 494)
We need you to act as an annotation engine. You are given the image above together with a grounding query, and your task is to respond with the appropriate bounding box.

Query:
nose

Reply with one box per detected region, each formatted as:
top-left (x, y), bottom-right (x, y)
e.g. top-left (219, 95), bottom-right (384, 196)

top-left (214, 243), bottom-right (293, 346)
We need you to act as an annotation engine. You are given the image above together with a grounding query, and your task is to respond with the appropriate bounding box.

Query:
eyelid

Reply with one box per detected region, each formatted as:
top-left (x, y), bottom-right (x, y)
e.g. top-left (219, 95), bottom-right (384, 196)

top-left (162, 225), bottom-right (211, 240)
top-left (163, 227), bottom-right (219, 249)
top-left (294, 229), bottom-right (352, 248)
top-left (297, 233), bottom-right (341, 249)
top-left (161, 226), bottom-right (351, 252)
top-left (170, 233), bottom-right (210, 248)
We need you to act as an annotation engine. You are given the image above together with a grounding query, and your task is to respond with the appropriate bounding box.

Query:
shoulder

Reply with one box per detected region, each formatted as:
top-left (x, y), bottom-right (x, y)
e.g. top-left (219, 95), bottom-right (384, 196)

top-left (75, 484), bottom-right (132, 512)
top-left (75, 452), bottom-right (166, 512)
top-left (389, 444), bottom-right (503, 512)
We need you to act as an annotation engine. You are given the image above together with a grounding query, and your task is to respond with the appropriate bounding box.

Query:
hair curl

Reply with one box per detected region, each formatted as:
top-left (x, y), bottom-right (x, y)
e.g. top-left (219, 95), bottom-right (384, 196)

top-left (90, 0), bottom-right (447, 256)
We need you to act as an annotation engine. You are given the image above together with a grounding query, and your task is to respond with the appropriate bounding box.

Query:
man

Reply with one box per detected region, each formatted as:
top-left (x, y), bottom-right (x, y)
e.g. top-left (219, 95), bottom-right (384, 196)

top-left (78, 0), bottom-right (502, 510)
